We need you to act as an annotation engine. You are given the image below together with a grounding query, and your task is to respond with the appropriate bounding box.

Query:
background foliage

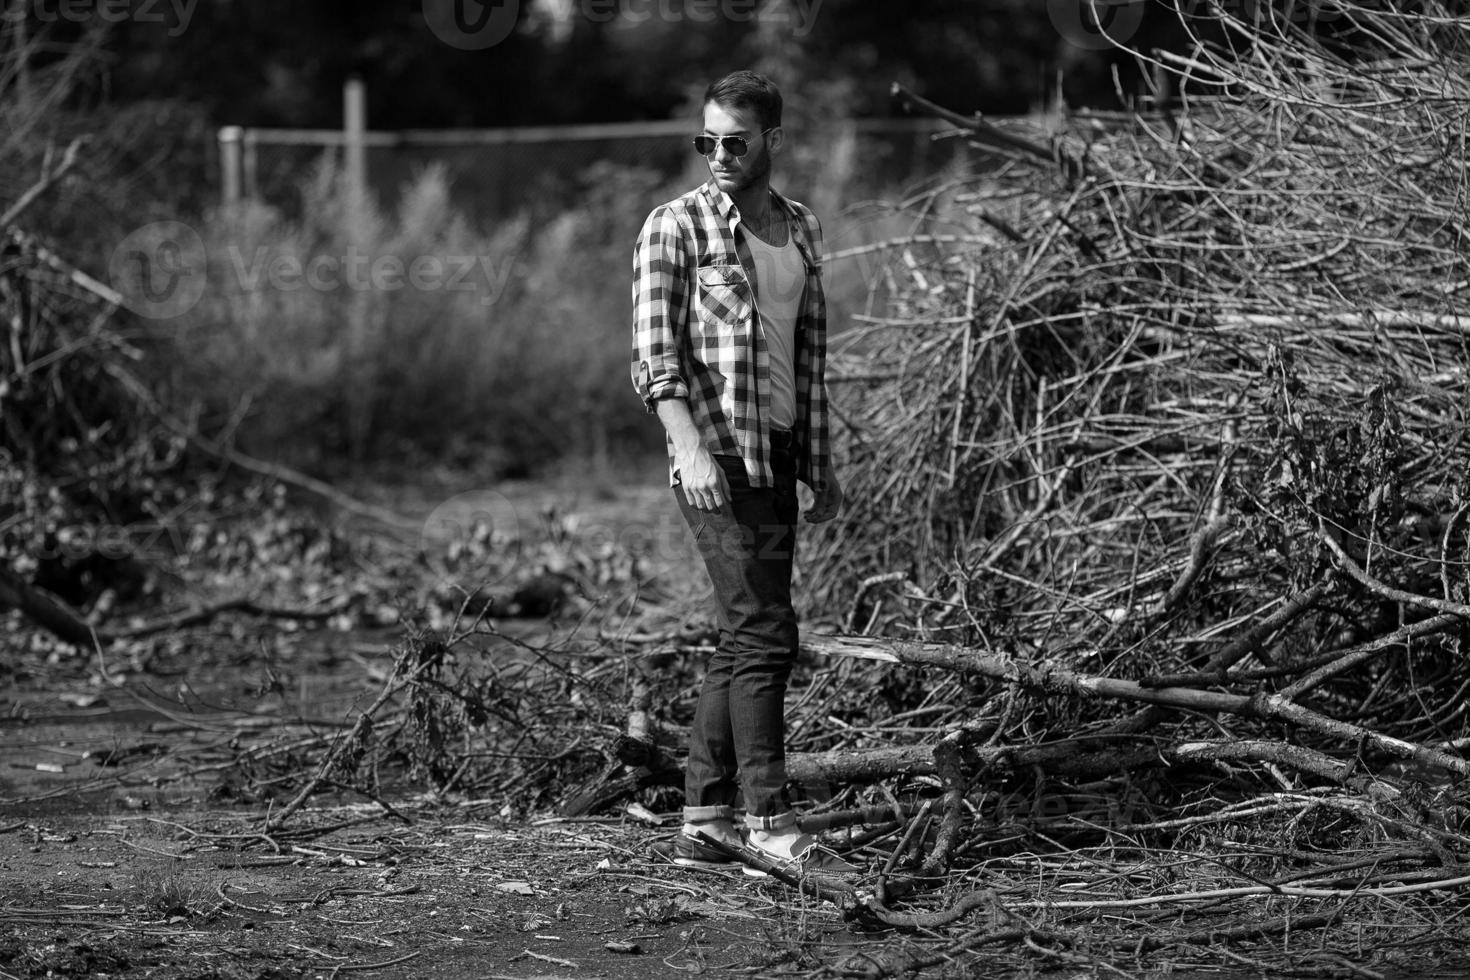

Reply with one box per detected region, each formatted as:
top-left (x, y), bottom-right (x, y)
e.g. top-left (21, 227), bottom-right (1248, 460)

top-left (9, 0), bottom-right (1190, 474)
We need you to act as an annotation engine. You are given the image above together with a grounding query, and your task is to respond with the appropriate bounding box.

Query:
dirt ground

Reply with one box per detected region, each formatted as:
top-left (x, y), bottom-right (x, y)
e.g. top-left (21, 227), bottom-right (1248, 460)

top-left (0, 469), bottom-right (882, 980)
top-left (7, 470), bottom-right (1470, 980)
top-left (0, 805), bottom-right (865, 979)
top-left (0, 631), bottom-right (877, 979)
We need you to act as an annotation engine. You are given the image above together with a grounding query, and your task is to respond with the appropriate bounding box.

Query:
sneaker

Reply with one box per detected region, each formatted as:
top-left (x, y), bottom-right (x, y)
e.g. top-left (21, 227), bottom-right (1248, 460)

top-left (741, 830), bottom-right (860, 879)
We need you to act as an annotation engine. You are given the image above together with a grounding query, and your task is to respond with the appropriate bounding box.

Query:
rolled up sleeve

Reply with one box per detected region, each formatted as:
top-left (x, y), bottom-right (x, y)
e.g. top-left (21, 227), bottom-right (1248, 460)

top-left (632, 206), bottom-right (690, 413)
top-left (799, 212), bottom-right (832, 489)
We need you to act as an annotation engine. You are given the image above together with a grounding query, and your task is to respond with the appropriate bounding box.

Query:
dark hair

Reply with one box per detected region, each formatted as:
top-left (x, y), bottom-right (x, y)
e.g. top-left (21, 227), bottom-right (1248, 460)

top-left (703, 70), bottom-right (782, 132)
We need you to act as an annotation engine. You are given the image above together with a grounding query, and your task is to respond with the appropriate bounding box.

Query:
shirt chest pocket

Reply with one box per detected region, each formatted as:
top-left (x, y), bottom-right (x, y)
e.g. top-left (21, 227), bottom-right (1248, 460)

top-left (694, 264), bottom-right (753, 342)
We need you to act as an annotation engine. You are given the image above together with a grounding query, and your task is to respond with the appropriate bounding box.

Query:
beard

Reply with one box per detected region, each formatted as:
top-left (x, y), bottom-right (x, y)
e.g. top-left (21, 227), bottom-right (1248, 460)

top-left (711, 143), bottom-right (771, 192)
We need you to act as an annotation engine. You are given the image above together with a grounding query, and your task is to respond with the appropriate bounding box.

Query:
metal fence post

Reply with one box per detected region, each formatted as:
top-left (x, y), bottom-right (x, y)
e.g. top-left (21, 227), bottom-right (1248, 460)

top-left (243, 129), bottom-right (259, 202)
top-left (343, 75), bottom-right (371, 460)
top-left (219, 125), bottom-right (243, 205)
top-left (344, 76), bottom-right (368, 211)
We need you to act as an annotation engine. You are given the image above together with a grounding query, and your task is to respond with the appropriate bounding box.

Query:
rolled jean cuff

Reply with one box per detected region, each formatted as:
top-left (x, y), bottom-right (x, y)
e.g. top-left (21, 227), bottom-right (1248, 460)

top-left (683, 804), bottom-right (735, 823)
top-left (744, 810), bottom-right (797, 832)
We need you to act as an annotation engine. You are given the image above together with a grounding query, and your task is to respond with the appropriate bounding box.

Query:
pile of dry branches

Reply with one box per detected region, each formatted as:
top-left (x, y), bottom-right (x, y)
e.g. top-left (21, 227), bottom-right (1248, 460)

top-left (0, 220), bottom-right (191, 630)
top-left (762, 1), bottom-right (1470, 968)
top-left (0, 213), bottom-right (426, 645)
top-left (808, 0), bottom-right (1469, 769)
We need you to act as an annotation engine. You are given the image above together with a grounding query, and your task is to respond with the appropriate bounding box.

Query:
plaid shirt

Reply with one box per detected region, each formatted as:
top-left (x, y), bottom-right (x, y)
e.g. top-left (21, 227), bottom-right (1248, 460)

top-left (632, 179), bottom-right (831, 491)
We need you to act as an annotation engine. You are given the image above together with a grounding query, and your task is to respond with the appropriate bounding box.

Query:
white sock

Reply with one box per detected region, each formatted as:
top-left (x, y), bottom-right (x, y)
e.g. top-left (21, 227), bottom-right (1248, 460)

top-left (683, 818), bottom-right (739, 844)
top-left (748, 827), bottom-right (810, 860)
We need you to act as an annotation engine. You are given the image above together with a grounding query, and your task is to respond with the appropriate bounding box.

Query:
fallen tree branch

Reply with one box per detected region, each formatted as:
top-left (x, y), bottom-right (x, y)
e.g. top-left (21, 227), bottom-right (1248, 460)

top-left (1133, 911), bottom-right (1341, 953)
top-left (790, 736), bottom-right (1401, 796)
top-left (1146, 517), bottom-right (1230, 620)
top-left (889, 81), bottom-right (1081, 178)
top-left (264, 636), bottom-right (445, 831)
top-left (1008, 871), bottom-right (1470, 909)
top-left (690, 829), bottom-right (855, 906)
top-left (1146, 580), bottom-right (1335, 685)
top-left (841, 925), bottom-right (1051, 980)
top-left (0, 136), bottom-right (87, 230)
top-left (3, 227), bottom-right (124, 306)
top-left (1318, 522), bottom-right (1470, 621)
top-left (804, 634), bottom-right (1470, 777)
top-left (859, 887), bottom-right (998, 929)
top-left (0, 569), bottom-right (351, 648)
top-left (105, 362), bottom-right (418, 530)
top-left (106, 596), bottom-right (349, 639)
top-left (1278, 612), bottom-right (1463, 700)
top-left (1213, 310), bottom-right (1470, 335)
top-left (1144, 421), bottom-right (1236, 621)
top-left (0, 562), bottom-right (94, 647)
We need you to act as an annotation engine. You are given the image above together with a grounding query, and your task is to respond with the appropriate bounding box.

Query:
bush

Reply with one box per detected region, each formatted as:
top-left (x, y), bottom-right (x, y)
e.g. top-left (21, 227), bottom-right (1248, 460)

top-left (164, 158), bottom-right (686, 474)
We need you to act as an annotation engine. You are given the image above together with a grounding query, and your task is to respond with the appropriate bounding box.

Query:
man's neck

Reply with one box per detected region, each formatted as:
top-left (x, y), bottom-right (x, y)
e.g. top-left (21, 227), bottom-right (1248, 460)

top-left (729, 182), bottom-right (772, 224)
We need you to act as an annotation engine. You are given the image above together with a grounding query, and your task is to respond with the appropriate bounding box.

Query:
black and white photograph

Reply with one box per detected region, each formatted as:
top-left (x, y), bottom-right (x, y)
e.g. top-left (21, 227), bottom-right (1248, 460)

top-left (2, 1), bottom-right (1469, 976)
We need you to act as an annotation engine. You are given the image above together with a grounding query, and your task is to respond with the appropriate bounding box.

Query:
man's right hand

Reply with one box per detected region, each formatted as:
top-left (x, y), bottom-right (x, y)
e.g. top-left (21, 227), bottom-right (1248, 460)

top-left (677, 448), bottom-right (731, 512)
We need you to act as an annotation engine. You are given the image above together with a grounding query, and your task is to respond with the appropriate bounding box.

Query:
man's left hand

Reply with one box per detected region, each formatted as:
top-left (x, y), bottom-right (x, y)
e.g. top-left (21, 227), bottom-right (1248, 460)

top-left (804, 469), bottom-right (844, 524)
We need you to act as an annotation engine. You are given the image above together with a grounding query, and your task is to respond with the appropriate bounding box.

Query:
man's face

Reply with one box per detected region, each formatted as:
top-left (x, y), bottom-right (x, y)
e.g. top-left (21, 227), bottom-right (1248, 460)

top-left (701, 101), bottom-right (781, 196)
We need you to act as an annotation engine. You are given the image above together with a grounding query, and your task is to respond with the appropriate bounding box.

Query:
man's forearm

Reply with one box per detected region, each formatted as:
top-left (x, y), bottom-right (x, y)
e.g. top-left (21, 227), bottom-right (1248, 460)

top-left (654, 397), bottom-right (705, 458)
top-left (655, 397), bottom-right (728, 508)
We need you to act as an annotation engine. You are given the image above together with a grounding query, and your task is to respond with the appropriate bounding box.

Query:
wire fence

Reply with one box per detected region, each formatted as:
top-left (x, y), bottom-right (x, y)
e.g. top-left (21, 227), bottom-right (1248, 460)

top-left (222, 118), bottom-right (968, 228)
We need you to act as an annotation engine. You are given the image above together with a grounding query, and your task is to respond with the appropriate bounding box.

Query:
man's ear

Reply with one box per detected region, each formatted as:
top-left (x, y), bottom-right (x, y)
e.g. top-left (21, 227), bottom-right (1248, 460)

top-left (766, 126), bottom-right (785, 155)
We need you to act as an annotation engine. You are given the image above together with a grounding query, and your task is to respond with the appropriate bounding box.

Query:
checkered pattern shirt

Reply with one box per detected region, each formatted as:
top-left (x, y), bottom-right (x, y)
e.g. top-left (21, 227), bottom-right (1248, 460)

top-left (631, 179), bottom-right (831, 491)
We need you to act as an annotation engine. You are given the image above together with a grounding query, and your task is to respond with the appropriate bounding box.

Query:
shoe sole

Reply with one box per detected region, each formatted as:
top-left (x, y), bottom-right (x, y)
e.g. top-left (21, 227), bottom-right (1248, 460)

top-left (672, 855), bottom-right (736, 869)
top-left (739, 847), bottom-right (858, 879)
top-left (653, 837), bottom-right (740, 870)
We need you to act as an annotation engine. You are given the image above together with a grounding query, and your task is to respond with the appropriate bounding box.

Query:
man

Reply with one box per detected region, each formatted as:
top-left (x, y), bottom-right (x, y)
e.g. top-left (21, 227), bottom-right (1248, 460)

top-left (631, 70), bottom-right (850, 875)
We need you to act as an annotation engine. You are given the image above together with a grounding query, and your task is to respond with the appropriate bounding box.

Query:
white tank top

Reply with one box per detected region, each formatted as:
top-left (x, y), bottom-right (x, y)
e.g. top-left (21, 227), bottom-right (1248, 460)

top-left (744, 229), bottom-right (804, 430)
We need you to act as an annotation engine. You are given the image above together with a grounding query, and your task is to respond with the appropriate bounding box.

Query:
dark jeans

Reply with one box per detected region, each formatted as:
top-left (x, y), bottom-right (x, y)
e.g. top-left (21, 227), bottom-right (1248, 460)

top-left (675, 441), bottom-right (799, 822)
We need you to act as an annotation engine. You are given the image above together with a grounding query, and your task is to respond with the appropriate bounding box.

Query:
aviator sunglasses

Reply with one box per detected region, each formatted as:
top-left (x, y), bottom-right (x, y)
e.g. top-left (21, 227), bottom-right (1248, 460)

top-left (693, 127), bottom-right (776, 157)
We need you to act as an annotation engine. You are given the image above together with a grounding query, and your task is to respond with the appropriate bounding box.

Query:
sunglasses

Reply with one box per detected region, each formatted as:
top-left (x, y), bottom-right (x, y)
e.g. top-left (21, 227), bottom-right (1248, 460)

top-left (692, 128), bottom-right (775, 157)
